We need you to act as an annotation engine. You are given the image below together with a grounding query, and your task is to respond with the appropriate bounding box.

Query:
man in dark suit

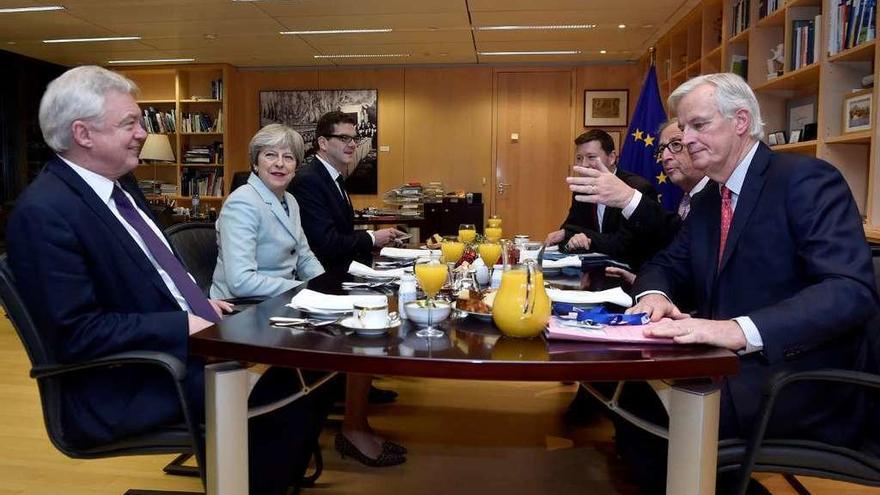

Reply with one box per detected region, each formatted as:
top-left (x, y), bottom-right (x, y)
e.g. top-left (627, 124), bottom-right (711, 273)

top-left (619, 73), bottom-right (878, 493)
top-left (6, 66), bottom-right (327, 495)
top-left (290, 111), bottom-right (404, 273)
top-left (545, 129), bottom-right (660, 269)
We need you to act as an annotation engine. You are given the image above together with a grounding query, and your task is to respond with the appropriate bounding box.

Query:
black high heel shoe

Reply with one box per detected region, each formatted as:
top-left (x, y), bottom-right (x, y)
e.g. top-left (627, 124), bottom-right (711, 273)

top-left (334, 433), bottom-right (406, 467)
top-left (382, 440), bottom-right (408, 455)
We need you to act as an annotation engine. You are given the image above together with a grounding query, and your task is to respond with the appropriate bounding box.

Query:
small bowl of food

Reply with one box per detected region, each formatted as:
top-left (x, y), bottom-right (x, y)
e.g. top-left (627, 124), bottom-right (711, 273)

top-left (404, 300), bottom-right (452, 326)
top-left (454, 288), bottom-right (496, 320)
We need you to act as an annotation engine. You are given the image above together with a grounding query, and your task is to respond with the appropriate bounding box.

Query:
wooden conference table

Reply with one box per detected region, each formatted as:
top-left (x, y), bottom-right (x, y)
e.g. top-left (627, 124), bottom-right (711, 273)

top-left (190, 273), bottom-right (739, 495)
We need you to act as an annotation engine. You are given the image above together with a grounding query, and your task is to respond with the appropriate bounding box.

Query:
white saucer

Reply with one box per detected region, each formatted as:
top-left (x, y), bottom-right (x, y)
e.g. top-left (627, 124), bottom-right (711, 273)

top-left (339, 315), bottom-right (402, 337)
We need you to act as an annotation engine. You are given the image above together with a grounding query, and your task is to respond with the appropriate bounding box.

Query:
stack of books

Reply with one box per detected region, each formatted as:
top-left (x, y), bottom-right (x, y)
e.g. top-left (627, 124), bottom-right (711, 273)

top-left (828, 0), bottom-right (876, 55)
top-left (181, 169), bottom-right (223, 197)
top-left (731, 0), bottom-right (750, 36)
top-left (791, 17), bottom-right (821, 70)
top-left (182, 145), bottom-right (217, 164)
top-left (142, 107), bottom-right (175, 133)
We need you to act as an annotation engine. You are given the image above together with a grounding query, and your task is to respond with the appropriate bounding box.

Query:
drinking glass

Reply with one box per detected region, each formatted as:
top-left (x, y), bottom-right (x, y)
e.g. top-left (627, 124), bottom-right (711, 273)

top-left (478, 240), bottom-right (502, 284)
top-left (458, 223), bottom-right (477, 244)
top-left (440, 236), bottom-right (465, 264)
top-left (487, 215), bottom-right (502, 228)
top-left (484, 226), bottom-right (503, 242)
top-left (414, 254), bottom-right (448, 338)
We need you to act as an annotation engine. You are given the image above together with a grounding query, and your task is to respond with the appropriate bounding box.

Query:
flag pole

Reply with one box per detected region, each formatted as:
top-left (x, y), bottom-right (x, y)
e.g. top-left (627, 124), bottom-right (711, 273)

top-left (649, 46), bottom-right (656, 67)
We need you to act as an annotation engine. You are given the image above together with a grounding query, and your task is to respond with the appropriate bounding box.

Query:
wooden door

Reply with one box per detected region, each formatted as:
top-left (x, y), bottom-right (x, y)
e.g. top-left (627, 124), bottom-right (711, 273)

top-left (494, 71), bottom-right (573, 240)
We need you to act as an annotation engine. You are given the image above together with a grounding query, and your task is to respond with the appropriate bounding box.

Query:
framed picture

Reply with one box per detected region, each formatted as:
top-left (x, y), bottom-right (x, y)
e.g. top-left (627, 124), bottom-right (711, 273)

top-left (774, 131), bottom-right (786, 145)
top-left (584, 90), bottom-right (628, 126)
top-left (260, 89), bottom-right (379, 194)
top-left (789, 129), bottom-right (802, 143)
top-left (606, 130), bottom-right (622, 151)
top-left (767, 132), bottom-right (778, 146)
top-left (843, 89), bottom-right (872, 133)
top-left (787, 96), bottom-right (817, 136)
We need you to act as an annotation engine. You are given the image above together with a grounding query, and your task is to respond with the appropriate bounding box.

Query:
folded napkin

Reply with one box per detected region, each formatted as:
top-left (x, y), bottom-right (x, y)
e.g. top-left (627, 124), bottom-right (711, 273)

top-left (348, 261), bottom-right (406, 279)
top-left (542, 255), bottom-right (583, 269)
top-left (288, 289), bottom-right (386, 312)
top-left (379, 247), bottom-right (440, 260)
top-left (545, 287), bottom-right (633, 308)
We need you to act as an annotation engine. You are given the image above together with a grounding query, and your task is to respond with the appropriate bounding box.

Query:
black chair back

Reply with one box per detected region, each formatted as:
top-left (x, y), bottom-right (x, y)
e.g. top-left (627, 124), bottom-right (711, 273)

top-left (871, 245), bottom-right (880, 292)
top-left (0, 255), bottom-right (53, 366)
top-left (230, 171), bottom-right (249, 192)
top-left (165, 222), bottom-right (218, 297)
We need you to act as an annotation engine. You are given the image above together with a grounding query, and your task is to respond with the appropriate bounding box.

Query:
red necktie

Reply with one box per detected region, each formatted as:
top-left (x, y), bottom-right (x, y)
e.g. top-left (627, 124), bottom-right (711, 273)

top-left (718, 185), bottom-right (733, 267)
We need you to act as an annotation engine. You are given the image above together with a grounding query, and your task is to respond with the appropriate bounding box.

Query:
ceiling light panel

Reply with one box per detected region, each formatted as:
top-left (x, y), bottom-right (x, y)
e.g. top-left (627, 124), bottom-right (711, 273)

top-left (44, 36), bottom-right (141, 43)
top-left (282, 28), bottom-right (392, 35)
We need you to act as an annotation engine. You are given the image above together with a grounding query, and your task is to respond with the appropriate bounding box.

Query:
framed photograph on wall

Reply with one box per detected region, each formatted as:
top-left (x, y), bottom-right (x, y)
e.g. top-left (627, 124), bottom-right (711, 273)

top-left (584, 90), bottom-right (628, 127)
top-left (843, 89), bottom-right (872, 133)
top-left (605, 130), bottom-right (622, 151)
top-left (259, 89), bottom-right (379, 194)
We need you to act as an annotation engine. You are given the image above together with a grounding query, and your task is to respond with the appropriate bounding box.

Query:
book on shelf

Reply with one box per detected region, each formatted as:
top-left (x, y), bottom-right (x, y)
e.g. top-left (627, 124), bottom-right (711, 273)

top-left (181, 112), bottom-right (217, 133)
top-left (790, 19), bottom-right (818, 70)
top-left (758, 0), bottom-right (781, 19)
top-left (211, 78), bottom-right (223, 100)
top-left (731, 0), bottom-right (750, 36)
top-left (731, 55), bottom-right (748, 79)
top-left (181, 168), bottom-right (223, 197)
top-left (182, 142), bottom-right (223, 164)
top-left (829, 0), bottom-right (876, 56)
top-left (142, 107), bottom-right (176, 133)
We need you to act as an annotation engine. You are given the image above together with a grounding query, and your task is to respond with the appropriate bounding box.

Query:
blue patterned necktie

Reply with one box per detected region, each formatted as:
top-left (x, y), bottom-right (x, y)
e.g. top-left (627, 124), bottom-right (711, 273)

top-left (111, 185), bottom-right (219, 322)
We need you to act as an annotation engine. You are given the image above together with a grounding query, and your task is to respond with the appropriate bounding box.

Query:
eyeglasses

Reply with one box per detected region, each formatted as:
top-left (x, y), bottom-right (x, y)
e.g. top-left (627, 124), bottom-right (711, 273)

top-left (654, 139), bottom-right (684, 160)
top-left (325, 134), bottom-right (360, 144)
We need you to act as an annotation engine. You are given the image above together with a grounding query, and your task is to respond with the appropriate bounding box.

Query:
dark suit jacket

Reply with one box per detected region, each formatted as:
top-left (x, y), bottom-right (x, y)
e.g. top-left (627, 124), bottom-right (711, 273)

top-left (6, 157), bottom-right (195, 447)
top-left (560, 167), bottom-right (659, 268)
top-left (633, 143), bottom-right (879, 444)
top-left (289, 156), bottom-right (373, 272)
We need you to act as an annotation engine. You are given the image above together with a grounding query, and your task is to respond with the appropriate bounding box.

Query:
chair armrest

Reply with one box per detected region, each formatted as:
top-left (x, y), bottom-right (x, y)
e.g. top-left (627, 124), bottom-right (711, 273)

top-left (30, 350), bottom-right (187, 382)
top-left (733, 367), bottom-right (880, 495)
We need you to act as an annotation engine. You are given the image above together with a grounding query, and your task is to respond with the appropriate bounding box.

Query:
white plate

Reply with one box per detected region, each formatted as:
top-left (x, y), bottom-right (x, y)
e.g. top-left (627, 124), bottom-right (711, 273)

top-left (339, 315), bottom-right (402, 337)
top-left (298, 308), bottom-right (351, 319)
top-left (452, 302), bottom-right (493, 321)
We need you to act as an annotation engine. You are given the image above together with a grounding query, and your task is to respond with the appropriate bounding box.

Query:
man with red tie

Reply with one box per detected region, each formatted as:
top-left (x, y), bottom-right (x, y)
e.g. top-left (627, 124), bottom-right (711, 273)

top-left (617, 73), bottom-right (878, 493)
top-left (6, 65), bottom-right (327, 495)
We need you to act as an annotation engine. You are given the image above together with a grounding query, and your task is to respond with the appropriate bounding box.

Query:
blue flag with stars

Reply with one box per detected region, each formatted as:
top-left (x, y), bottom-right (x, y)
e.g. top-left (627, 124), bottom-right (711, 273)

top-left (617, 65), bottom-right (682, 212)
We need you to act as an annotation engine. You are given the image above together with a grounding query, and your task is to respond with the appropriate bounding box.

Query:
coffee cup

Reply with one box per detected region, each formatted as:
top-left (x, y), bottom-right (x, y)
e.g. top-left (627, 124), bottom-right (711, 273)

top-left (354, 302), bottom-right (389, 329)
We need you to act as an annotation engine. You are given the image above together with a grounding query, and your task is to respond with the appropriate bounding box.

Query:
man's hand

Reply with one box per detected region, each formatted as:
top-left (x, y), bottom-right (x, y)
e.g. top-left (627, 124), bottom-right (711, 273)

top-left (209, 299), bottom-right (234, 318)
top-left (188, 314), bottom-right (214, 335)
top-left (373, 228), bottom-right (407, 247)
top-left (605, 266), bottom-right (636, 285)
top-left (642, 318), bottom-right (748, 351)
top-left (566, 233), bottom-right (591, 251)
top-left (545, 229), bottom-right (565, 245)
top-left (567, 166), bottom-right (636, 209)
top-left (626, 293), bottom-right (689, 322)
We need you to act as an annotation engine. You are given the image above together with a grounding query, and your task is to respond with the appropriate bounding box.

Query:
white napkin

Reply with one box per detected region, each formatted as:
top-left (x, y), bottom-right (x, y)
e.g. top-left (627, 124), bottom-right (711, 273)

top-left (379, 247), bottom-right (439, 259)
top-left (545, 287), bottom-right (633, 308)
top-left (542, 255), bottom-right (583, 269)
top-left (348, 261), bottom-right (406, 279)
top-left (288, 289), bottom-right (386, 312)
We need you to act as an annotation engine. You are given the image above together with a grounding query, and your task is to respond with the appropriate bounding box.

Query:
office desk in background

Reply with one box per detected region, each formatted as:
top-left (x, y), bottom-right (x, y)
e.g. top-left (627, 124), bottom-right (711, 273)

top-left (190, 274), bottom-right (739, 495)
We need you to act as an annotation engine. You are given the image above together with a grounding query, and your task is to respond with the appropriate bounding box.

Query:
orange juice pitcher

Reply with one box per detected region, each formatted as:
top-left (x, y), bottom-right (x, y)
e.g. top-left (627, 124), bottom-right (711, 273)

top-left (491, 242), bottom-right (551, 338)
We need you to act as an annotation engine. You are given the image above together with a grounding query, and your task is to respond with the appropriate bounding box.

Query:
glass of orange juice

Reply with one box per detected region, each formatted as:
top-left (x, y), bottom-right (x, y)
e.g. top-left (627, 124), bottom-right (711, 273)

top-left (414, 254), bottom-right (448, 338)
top-left (440, 236), bottom-right (465, 264)
top-left (484, 226), bottom-right (503, 242)
top-left (487, 215), bottom-right (502, 228)
top-left (458, 224), bottom-right (477, 244)
top-left (478, 241), bottom-right (502, 284)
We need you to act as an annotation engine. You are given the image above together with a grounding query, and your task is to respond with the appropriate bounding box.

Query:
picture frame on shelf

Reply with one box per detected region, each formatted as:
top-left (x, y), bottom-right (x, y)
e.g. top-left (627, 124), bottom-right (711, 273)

top-left (772, 131), bottom-right (786, 145)
top-left (787, 97), bottom-right (816, 138)
top-left (843, 89), bottom-right (872, 133)
top-left (584, 90), bottom-right (628, 127)
top-left (767, 132), bottom-right (778, 146)
top-left (789, 129), bottom-right (802, 143)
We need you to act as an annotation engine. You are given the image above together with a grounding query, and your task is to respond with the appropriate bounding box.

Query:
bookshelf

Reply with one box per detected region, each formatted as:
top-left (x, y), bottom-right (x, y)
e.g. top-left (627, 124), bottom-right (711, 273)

top-left (114, 64), bottom-right (232, 207)
top-left (647, 0), bottom-right (880, 242)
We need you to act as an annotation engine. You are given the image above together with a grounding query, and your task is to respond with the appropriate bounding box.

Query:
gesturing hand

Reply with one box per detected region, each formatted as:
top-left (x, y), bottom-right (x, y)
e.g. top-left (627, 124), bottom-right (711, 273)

top-left (567, 166), bottom-right (636, 208)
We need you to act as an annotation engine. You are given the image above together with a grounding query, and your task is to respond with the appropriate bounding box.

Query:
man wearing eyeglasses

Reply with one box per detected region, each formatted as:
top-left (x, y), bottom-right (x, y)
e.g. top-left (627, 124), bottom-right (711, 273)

top-left (291, 110), bottom-right (405, 273)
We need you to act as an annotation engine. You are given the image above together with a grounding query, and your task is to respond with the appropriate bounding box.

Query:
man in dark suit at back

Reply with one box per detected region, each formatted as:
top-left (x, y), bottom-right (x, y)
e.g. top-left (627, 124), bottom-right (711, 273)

top-left (618, 73), bottom-right (878, 493)
top-left (6, 65), bottom-right (327, 495)
top-left (290, 111), bottom-right (405, 273)
top-left (544, 129), bottom-right (660, 269)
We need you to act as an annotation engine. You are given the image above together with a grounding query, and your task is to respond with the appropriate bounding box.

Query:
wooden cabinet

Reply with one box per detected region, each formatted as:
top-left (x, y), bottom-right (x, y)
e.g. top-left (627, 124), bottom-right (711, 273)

top-left (114, 64), bottom-right (233, 208)
top-left (648, 0), bottom-right (880, 242)
top-left (422, 200), bottom-right (484, 241)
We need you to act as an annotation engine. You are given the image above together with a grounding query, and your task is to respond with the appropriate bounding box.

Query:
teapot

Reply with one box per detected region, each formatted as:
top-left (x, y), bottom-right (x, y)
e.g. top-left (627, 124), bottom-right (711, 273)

top-left (491, 241), bottom-right (551, 338)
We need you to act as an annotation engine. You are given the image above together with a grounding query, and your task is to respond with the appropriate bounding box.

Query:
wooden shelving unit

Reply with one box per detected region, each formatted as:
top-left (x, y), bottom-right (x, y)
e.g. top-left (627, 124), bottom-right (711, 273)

top-left (114, 64), bottom-right (233, 207)
top-left (645, 0), bottom-right (880, 242)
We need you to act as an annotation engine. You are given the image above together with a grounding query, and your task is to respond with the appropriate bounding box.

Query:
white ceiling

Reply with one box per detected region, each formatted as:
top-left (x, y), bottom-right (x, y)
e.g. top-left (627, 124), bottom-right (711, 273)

top-left (0, 0), bottom-right (698, 67)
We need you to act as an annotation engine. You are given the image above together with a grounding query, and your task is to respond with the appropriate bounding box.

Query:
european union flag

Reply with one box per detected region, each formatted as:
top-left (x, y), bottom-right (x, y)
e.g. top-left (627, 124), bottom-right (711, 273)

top-left (617, 65), bottom-right (682, 212)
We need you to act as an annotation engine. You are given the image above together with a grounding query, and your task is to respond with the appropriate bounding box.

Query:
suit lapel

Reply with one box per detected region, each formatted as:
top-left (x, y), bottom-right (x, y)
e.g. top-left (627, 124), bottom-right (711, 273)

top-left (47, 159), bottom-right (179, 305)
top-left (247, 173), bottom-right (298, 240)
top-left (315, 161), bottom-right (354, 226)
top-left (718, 144), bottom-right (770, 274)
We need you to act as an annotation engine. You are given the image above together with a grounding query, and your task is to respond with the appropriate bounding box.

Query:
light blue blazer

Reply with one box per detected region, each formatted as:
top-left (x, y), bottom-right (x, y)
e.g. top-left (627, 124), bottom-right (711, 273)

top-left (210, 173), bottom-right (324, 299)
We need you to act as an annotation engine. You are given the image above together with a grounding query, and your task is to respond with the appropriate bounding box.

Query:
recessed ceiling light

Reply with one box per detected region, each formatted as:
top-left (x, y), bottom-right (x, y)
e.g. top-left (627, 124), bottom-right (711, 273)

top-left (618, 24), bottom-right (627, 29)
top-left (0, 6), bottom-right (65, 13)
top-left (477, 24), bottom-right (595, 31)
top-left (282, 28), bottom-right (392, 35)
top-left (600, 50), bottom-right (607, 54)
top-left (107, 58), bottom-right (195, 64)
top-left (479, 50), bottom-right (581, 56)
top-left (44, 36), bottom-right (141, 44)
top-left (313, 53), bottom-right (409, 59)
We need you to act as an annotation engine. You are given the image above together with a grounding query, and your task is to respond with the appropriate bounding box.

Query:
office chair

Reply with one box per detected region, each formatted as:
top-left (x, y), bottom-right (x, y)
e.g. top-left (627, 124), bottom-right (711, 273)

top-left (0, 255), bottom-right (204, 495)
top-left (230, 171), bottom-right (250, 192)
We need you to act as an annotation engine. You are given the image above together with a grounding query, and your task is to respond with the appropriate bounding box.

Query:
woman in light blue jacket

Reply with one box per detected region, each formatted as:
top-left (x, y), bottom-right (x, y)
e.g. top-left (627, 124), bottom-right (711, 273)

top-left (211, 124), bottom-right (323, 299)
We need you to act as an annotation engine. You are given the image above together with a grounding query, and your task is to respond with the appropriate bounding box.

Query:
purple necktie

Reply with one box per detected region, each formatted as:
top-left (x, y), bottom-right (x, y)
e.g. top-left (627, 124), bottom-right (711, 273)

top-left (111, 185), bottom-right (219, 323)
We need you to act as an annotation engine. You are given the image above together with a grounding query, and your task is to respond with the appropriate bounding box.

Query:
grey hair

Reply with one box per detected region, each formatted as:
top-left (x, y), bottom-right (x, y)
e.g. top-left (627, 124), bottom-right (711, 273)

top-left (39, 65), bottom-right (139, 153)
top-left (656, 117), bottom-right (679, 136)
top-left (249, 123), bottom-right (305, 171)
top-left (668, 73), bottom-right (764, 140)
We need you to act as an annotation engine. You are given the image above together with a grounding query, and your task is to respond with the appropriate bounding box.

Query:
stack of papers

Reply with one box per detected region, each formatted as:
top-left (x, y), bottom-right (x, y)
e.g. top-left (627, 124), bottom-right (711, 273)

top-left (545, 316), bottom-right (674, 344)
top-left (288, 289), bottom-right (386, 313)
top-left (545, 287), bottom-right (633, 308)
top-left (542, 256), bottom-right (583, 269)
top-left (348, 261), bottom-right (406, 279)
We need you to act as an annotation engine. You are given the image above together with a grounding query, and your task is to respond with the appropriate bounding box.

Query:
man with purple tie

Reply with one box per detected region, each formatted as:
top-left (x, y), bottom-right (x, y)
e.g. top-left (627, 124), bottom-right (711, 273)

top-left (6, 65), bottom-right (326, 495)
